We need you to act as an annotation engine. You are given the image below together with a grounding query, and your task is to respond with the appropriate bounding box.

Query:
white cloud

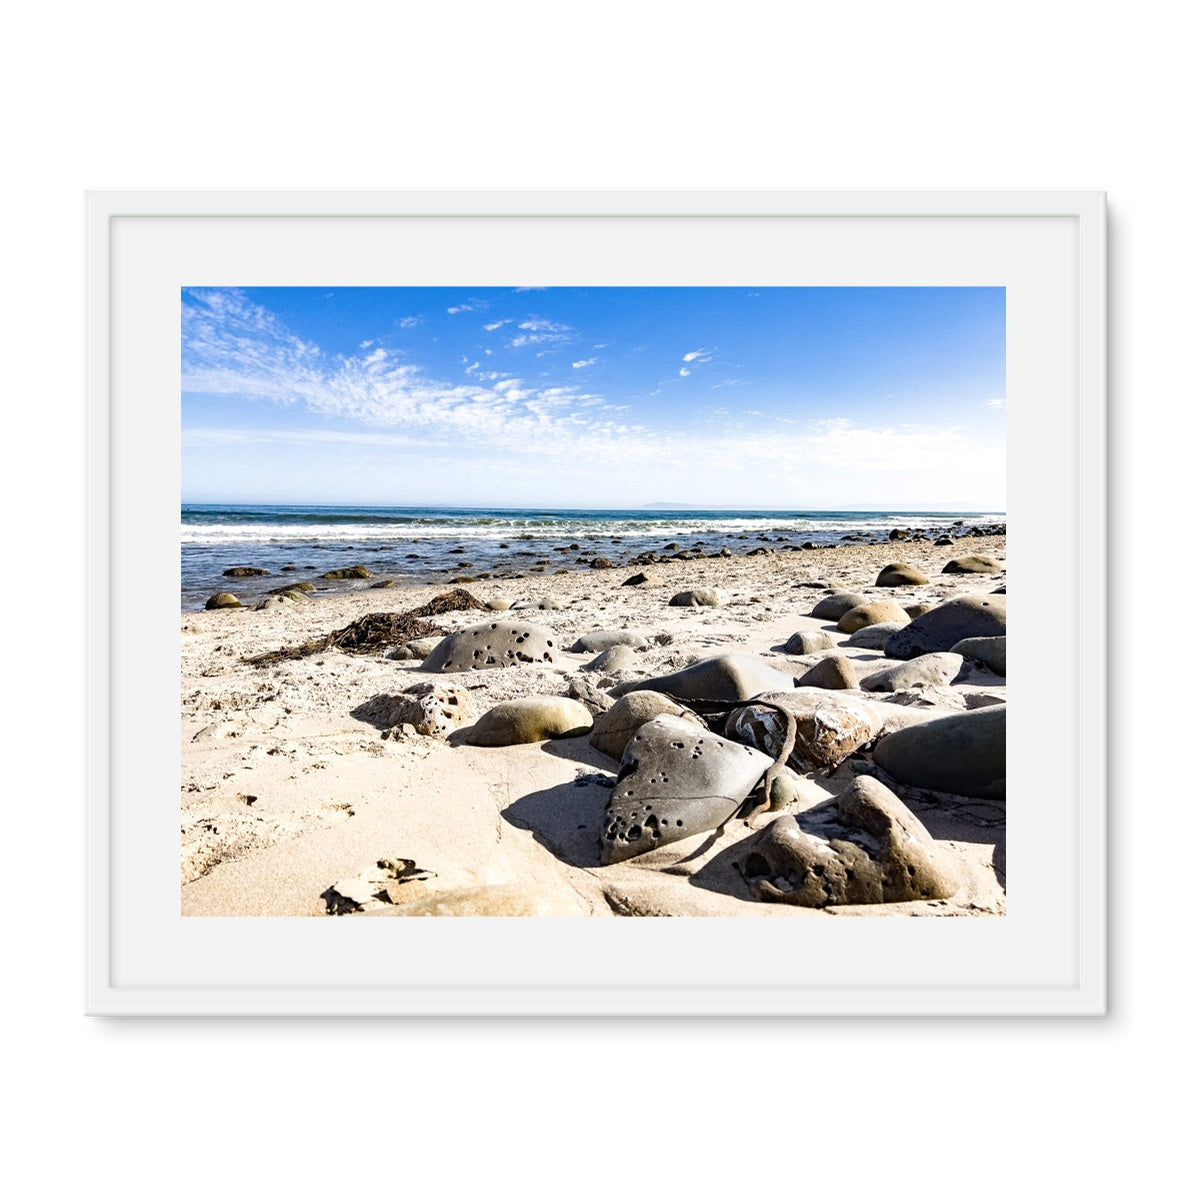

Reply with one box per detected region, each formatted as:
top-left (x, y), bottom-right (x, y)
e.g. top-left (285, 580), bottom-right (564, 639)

top-left (359, 339), bottom-right (374, 350)
top-left (679, 367), bottom-right (690, 377)
top-left (483, 320), bottom-right (510, 332)
top-left (572, 358), bottom-right (597, 369)
top-left (447, 299), bottom-right (486, 315)
top-left (682, 349), bottom-right (711, 363)
top-left (396, 316), bottom-right (422, 329)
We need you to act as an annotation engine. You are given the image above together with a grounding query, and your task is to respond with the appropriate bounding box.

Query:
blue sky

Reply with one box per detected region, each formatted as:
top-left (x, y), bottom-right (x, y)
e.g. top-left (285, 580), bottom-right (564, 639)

top-left (181, 286), bottom-right (1005, 510)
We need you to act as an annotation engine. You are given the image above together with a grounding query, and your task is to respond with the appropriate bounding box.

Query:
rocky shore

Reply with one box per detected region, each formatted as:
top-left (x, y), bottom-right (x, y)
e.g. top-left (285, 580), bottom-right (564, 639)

top-left (181, 533), bottom-right (1006, 917)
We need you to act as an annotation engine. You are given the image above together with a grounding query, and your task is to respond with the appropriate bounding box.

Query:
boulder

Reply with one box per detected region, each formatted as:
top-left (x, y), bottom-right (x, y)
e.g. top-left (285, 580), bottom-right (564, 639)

top-left (610, 653), bottom-right (795, 703)
top-left (420, 621), bottom-right (560, 672)
top-left (874, 562), bottom-right (930, 587)
top-left (942, 555), bottom-right (1004, 574)
top-left (951, 636), bottom-right (1006, 676)
top-left (836, 600), bottom-right (910, 633)
top-left (795, 654), bottom-right (859, 690)
top-left (904, 602), bottom-right (935, 618)
top-left (223, 566), bottom-right (269, 577)
top-left (569, 630), bottom-right (649, 653)
top-left (669, 587), bottom-right (728, 607)
top-left (584, 644), bottom-right (638, 673)
top-left (734, 776), bottom-right (963, 906)
top-left (861, 652), bottom-right (965, 692)
top-left (204, 592), bottom-right (241, 609)
top-left (783, 630), bottom-right (837, 655)
top-left (872, 705), bottom-right (1006, 799)
top-left (590, 692), bottom-right (705, 761)
top-left (591, 557), bottom-right (614, 569)
top-left (883, 594), bottom-right (1007, 660)
top-left (725, 690), bottom-right (882, 770)
top-left (845, 620), bottom-right (907, 649)
top-left (810, 592), bottom-right (871, 621)
top-left (623, 571), bottom-right (665, 587)
top-left (465, 696), bottom-right (594, 746)
top-left (322, 565), bottom-right (373, 580)
top-left (600, 715), bottom-right (772, 863)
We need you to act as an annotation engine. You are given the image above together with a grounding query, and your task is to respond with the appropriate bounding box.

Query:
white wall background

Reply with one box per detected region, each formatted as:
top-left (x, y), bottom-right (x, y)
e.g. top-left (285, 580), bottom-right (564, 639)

top-left (2, 3), bottom-right (1185, 1196)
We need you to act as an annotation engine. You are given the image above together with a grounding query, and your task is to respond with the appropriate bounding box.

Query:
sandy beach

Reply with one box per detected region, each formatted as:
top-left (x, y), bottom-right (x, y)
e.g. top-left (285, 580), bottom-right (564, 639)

top-left (181, 531), bottom-right (1006, 918)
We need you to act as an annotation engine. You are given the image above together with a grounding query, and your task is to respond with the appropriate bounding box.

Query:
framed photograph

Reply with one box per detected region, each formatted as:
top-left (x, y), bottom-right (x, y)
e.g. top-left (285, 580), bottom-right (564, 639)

top-left (87, 191), bottom-right (1105, 1015)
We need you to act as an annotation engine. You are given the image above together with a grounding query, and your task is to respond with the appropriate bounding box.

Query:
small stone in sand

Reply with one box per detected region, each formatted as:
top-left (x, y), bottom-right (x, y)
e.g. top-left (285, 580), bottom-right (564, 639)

top-left (669, 587), bottom-right (729, 607)
top-left (569, 630), bottom-right (649, 653)
top-left (465, 696), bottom-right (593, 746)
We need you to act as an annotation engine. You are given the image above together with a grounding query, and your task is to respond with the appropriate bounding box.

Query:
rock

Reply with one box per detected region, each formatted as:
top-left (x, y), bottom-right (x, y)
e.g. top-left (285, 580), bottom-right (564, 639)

top-left (270, 580), bottom-right (315, 595)
top-left (623, 571), bottom-right (664, 587)
top-left (591, 557), bottom-right (614, 569)
top-left (942, 555), bottom-right (1004, 574)
top-left (589, 692), bottom-right (705, 761)
top-left (952, 636), bottom-right (1006, 675)
top-left (904, 602), bottom-right (935, 618)
top-left (810, 592), bottom-right (871, 621)
top-left (584, 644), bottom-right (638, 673)
top-left (845, 621), bottom-right (907, 649)
top-left (725, 690), bottom-right (882, 770)
top-left (420, 621), bottom-right (560, 672)
top-left (861, 652), bottom-right (965, 692)
top-left (795, 655), bottom-right (859, 690)
top-left (485, 598), bottom-right (510, 610)
top-left (387, 635), bottom-right (444, 661)
top-left (323, 857), bottom-right (435, 913)
top-left (352, 684), bottom-right (473, 738)
top-left (872, 705), bottom-right (1006, 799)
top-left (362, 883), bottom-right (591, 916)
top-left (567, 676), bottom-right (616, 715)
top-left (222, 566), bottom-right (269, 577)
top-left (510, 598), bottom-right (564, 611)
top-left (836, 600), bottom-right (910, 633)
top-left (611, 653), bottom-right (795, 703)
top-left (253, 594), bottom-right (297, 611)
top-left (783, 630), bottom-right (837, 655)
top-left (669, 587), bottom-right (728, 607)
top-left (600, 715), bottom-right (772, 863)
top-left (934, 535), bottom-right (954, 546)
top-left (734, 776), bottom-right (962, 906)
top-left (204, 592), bottom-right (241, 609)
top-left (465, 696), bottom-right (593, 746)
top-left (874, 562), bottom-right (930, 587)
top-left (569, 630), bottom-right (649, 653)
top-left (883, 594), bottom-right (1007, 659)
top-left (322, 565), bottom-right (374, 580)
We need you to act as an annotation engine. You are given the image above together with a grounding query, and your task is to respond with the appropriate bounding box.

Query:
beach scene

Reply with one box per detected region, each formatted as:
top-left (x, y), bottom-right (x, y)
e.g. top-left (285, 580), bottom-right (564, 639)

top-left (181, 286), bottom-right (1006, 917)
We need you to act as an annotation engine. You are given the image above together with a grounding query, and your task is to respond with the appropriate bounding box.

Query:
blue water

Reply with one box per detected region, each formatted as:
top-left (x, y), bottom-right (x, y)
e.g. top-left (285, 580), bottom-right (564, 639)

top-left (181, 504), bottom-right (1006, 611)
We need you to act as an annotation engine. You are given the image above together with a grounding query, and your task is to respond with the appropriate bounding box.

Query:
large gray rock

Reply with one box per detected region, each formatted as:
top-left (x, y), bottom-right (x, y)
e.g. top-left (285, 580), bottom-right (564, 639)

top-left (872, 705), bottom-right (1006, 799)
top-left (883, 594), bottom-right (1006, 660)
top-left (795, 655), bottom-right (858, 690)
top-left (569, 630), bottom-right (649, 653)
top-left (589, 692), bottom-right (705, 761)
top-left (669, 587), bottom-right (728, 607)
top-left (725, 690), bottom-right (882, 770)
top-left (952, 636), bottom-right (1006, 676)
top-left (861, 652), bottom-right (965, 692)
top-left (465, 696), bottom-right (593, 746)
top-left (420, 620), bottom-right (560, 672)
top-left (600, 715), bottom-right (772, 863)
top-left (837, 600), bottom-right (909, 633)
top-left (734, 776), bottom-right (963, 906)
top-left (610, 653), bottom-right (795, 703)
top-left (783, 630), bottom-right (837, 655)
top-left (874, 562), bottom-right (930, 587)
top-left (810, 593), bottom-right (871, 621)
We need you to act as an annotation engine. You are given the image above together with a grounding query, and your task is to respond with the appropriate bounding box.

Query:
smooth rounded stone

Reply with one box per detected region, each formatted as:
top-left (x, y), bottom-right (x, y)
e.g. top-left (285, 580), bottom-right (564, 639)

top-left (872, 705), bottom-right (1006, 799)
top-left (569, 630), bottom-right (649, 653)
top-left (795, 654), bottom-right (859, 690)
top-left (669, 587), bottom-right (728, 607)
top-left (270, 580), bottom-right (315, 595)
top-left (204, 591), bottom-right (241, 609)
top-left (567, 676), bottom-right (616, 715)
top-left (510, 598), bottom-right (564, 611)
top-left (583, 644), bottom-right (638, 673)
top-left (420, 620), bottom-right (560, 672)
top-left (253, 593), bottom-right (298, 611)
top-left (845, 620), bottom-right (907, 649)
top-left (354, 685), bottom-right (474, 738)
top-left (810, 592), bottom-right (871, 621)
top-left (874, 562), bottom-right (930, 587)
top-left (362, 883), bottom-right (591, 916)
top-left (734, 776), bottom-right (963, 906)
top-left (485, 598), bottom-right (511, 611)
top-left (610, 653), bottom-right (796, 703)
top-left (836, 599), bottom-right (910, 634)
top-left (223, 566), bottom-right (269, 577)
top-left (783, 630), bottom-right (837, 655)
top-left (600, 715), bottom-right (772, 863)
top-left (387, 635), bottom-right (444, 662)
top-left (322, 564), bottom-right (373, 580)
top-left (904, 602), bottom-right (935, 618)
top-left (951, 636), bottom-right (1006, 676)
top-left (465, 696), bottom-right (593, 746)
top-left (623, 571), bottom-right (665, 587)
top-left (725, 689), bottom-right (882, 770)
top-left (589, 692), bottom-right (705, 761)
top-left (942, 555), bottom-right (1004, 574)
top-left (883, 594), bottom-right (1006, 660)
top-left (861, 652), bottom-right (965, 692)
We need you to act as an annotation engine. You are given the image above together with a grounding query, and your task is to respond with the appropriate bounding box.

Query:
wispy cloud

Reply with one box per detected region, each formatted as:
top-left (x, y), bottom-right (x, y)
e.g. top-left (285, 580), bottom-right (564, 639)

top-left (483, 319), bottom-right (511, 332)
top-left (511, 317), bottom-right (572, 348)
top-left (682, 349), bottom-right (712, 363)
top-left (572, 357), bottom-right (597, 369)
top-left (447, 299), bottom-right (487, 315)
top-left (396, 316), bottom-right (422, 329)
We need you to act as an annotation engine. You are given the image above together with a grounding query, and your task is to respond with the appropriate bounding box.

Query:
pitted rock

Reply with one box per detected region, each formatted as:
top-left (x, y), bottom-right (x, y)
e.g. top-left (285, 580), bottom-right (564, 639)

top-left (589, 692), bottom-right (705, 762)
top-left (420, 620), bottom-right (560, 672)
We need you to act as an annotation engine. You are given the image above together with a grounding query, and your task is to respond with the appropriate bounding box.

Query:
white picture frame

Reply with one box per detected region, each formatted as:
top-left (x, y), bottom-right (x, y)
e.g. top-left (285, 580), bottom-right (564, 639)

top-left (87, 191), bottom-right (1106, 1016)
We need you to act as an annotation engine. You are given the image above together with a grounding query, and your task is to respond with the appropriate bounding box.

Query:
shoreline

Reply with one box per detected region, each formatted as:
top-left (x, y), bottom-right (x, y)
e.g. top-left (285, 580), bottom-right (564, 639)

top-left (182, 533), bottom-right (1006, 917)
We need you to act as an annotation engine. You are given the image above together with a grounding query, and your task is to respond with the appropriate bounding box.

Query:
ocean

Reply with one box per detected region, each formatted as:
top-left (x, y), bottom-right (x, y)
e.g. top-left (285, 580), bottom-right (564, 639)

top-left (180, 504), bottom-right (1006, 611)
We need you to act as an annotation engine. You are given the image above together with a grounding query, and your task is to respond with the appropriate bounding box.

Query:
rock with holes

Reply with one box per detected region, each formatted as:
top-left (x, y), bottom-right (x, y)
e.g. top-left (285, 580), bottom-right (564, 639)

top-left (419, 620), bottom-right (560, 672)
top-left (734, 776), bottom-right (963, 906)
top-left (883, 594), bottom-right (1007, 660)
top-left (845, 620), bottom-right (907, 649)
top-left (353, 685), bottom-right (473, 738)
top-left (783, 630), bottom-right (837, 655)
top-left (943, 554), bottom-right (1004, 574)
top-left (600, 715), bottom-right (772, 863)
top-left (872, 705), bottom-right (1006, 799)
top-left (669, 587), bottom-right (729, 607)
top-left (725, 689), bottom-right (882, 770)
top-left (874, 562), bottom-right (930, 587)
top-left (609, 653), bottom-right (796, 704)
top-left (465, 696), bottom-right (593, 746)
top-left (952, 635), bottom-right (1006, 675)
top-left (837, 600), bottom-right (910, 633)
top-left (569, 630), bottom-right (649, 653)
top-left (861, 652), bottom-right (965, 693)
top-left (589, 692), bottom-right (705, 762)
top-left (795, 655), bottom-right (859, 690)
top-left (810, 592), bottom-right (871, 621)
